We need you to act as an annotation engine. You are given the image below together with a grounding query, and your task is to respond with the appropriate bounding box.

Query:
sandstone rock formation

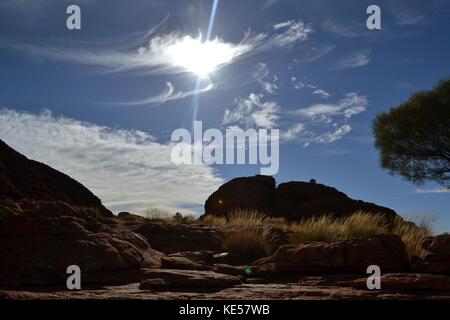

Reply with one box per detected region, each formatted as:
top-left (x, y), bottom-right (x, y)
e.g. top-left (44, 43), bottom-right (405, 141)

top-left (254, 235), bottom-right (410, 274)
top-left (132, 222), bottom-right (224, 254)
top-left (0, 139), bottom-right (164, 286)
top-left (139, 269), bottom-right (242, 290)
top-left (412, 234), bottom-right (450, 275)
top-left (0, 139), bottom-right (111, 216)
top-left (204, 175), bottom-right (398, 222)
top-left (0, 201), bottom-right (164, 286)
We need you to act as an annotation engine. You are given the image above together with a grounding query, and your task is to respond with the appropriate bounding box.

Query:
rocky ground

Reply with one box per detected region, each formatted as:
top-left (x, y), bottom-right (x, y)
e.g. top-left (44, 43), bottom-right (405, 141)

top-left (3, 274), bottom-right (450, 300)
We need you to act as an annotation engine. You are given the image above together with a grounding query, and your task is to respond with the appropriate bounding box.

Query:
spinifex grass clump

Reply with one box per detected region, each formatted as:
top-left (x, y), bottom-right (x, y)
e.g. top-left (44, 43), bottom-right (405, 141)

top-left (199, 209), bottom-right (434, 259)
top-left (205, 209), bottom-right (275, 264)
top-left (223, 230), bottom-right (271, 264)
top-left (392, 214), bottom-right (434, 258)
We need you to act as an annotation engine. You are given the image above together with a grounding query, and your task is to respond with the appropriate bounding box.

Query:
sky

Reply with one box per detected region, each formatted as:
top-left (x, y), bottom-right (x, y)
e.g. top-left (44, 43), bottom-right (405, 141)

top-left (0, 0), bottom-right (449, 232)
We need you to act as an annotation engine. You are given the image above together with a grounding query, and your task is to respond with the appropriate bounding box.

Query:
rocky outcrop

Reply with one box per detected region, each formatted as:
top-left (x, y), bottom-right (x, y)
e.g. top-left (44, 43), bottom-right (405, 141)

top-left (254, 235), bottom-right (410, 274)
top-left (0, 202), bottom-right (165, 286)
top-left (131, 222), bottom-right (224, 254)
top-left (139, 269), bottom-right (242, 290)
top-left (204, 175), bottom-right (398, 222)
top-left (412, 234), bottom-right (450, 275)
top-left (0, 139), bottom-right (111, 216)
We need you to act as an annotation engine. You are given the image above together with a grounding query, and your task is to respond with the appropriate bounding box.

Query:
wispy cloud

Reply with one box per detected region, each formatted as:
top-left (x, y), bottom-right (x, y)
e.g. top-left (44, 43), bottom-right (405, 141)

top-left (254, 63), bottom-right (279, 95)
top-left (323, 19), bottom-right (368, 38)
top-left (415, 188), bottom-right (450, 194)
top-left (271, 20), bottom-right (313, 47)
top-left (0, 109), bottom-right (223, 214)
top-left (395, 13), bottom-right (425, 26)
top-left (107, 80), bottom-right (215, 106)
top-left (333, 49), bottom-right (372, 70)
top-left (292, 92), bottom-right (367, 119)
top-left (4, 18), bottom-right (312, 75)
top-left (283, 92), bottom-right (368, 145)
top-left (313, 89), bottom-right (330, 99)
top-left (293, 45), bottom-right (335, 64)
top-left (223, 93), bottom-right (280, 129)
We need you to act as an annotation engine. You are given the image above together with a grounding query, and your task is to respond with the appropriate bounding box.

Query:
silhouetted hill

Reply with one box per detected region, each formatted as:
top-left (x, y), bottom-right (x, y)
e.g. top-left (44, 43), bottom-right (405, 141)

top-left (0, 139), bottom-right (111, 216)
top-left (204, 175), bottom-right (398, 222)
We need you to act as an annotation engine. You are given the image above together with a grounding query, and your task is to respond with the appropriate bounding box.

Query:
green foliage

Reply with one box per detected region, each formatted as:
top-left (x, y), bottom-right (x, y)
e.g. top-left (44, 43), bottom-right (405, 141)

top-left (373, 78), bottom-right (450, 187)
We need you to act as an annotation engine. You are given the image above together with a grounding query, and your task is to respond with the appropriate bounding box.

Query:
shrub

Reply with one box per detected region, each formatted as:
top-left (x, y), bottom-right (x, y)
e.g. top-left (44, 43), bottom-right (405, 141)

top-left (392, 214), bottom-right (434, 258)
top-left (173, 212), bottom-right (196, 224)
top-left (227, 209), bottom-right (274, 238)
top-left (144, 207), bottom-right (174, 222)
top-left (223, 230), bottom-right (271, 264)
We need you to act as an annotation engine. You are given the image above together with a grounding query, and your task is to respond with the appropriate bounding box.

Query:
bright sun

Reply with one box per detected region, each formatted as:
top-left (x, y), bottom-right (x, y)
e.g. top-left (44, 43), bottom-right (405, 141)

top-left (166, 36), bottom-right (236, 77)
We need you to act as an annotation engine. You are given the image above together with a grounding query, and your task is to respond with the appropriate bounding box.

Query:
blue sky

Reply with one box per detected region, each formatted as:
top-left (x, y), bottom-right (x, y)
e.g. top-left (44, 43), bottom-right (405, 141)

top-left (0, 0), bottom-right (449, 232)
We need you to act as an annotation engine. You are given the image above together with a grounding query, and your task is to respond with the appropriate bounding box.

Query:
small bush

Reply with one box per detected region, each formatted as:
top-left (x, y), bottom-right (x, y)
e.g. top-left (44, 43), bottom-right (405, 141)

top-left (144, 207), bottom-right (173, 222)
top-left (173, 212), bottom-right (197, 224)
top-left (143, 208), bottom-right (196, 224)
top-left (223, 230), bottom-right (271, 264)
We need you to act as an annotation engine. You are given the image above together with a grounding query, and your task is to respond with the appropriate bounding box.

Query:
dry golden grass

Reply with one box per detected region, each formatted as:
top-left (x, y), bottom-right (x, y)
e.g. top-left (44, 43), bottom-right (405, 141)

top-left (289, 215), bottom-right (344, 243)
top-left (201, 209), bottom-right (274, 238)
top-left (184, 208), bottom-right (434, 259)
top-left (223, 230), bottom-right (271, 264)
top-left (200, 215), bottom-right (227, 227)
top-left (143, 207), bottom-right (196, 224)
top-left (392, 214), bottom-right (434, 258)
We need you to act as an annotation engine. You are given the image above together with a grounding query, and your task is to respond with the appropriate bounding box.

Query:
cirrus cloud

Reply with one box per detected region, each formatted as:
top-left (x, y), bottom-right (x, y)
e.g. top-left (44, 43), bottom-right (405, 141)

top-left (0, 108), bottom-right (223, 214)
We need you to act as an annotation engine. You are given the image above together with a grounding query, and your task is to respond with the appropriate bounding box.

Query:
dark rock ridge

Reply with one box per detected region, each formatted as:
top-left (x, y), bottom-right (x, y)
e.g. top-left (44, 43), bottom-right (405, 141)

top-left (204, 175), bottom-right (398, 221)
top-left (0, 139), bottom-right (111, 216)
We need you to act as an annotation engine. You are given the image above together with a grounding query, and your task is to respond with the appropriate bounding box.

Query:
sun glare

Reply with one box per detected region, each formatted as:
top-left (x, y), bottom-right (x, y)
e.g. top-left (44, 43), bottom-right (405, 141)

top-left (166, 36), bottom-right (236, 77)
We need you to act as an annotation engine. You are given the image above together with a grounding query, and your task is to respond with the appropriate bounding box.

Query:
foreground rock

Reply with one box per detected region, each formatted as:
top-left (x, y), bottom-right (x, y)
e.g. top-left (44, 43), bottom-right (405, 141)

top-left (204, 175), bottom-right (398, 222)
top-left (349, 273), bottom-right (450, 291)
top-left (2, 273), bottom-right (450, 300)
top-left (254, 235), bottom-right (410, 274)
top-left (131, 222), bottom-right (224, 254)
top-left (0, 139), bottom-right (111, 217)
top-left (413, 234), bottom-right (450, 275)
top-left (139, 269), bottom-right (242, 290)
top-left (0, 202), bottom-right (165, 286)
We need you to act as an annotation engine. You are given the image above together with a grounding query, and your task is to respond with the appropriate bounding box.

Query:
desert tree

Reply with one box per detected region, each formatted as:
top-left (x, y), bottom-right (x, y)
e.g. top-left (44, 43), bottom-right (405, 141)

top-left (373, 78), bottom-right (450, 188)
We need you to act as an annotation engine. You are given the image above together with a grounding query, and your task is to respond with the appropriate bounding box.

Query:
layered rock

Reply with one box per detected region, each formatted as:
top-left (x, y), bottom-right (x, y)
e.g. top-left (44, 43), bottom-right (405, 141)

top-left (139, 269), bottom-right (242, 290)
top-left (0, 140), bottom-right (164, 286)
top-left (412, 234), bottom-right (450, 275)
top-left (0, 201), bottom-right (164, 286)
top-left (0, 139), bottom-right (111, 216)
top-left (132, 222), bottom-right (224, 254)
top-left (204, 175), bottom-right (398, 222)
top-left (254, 235), bottom-right (410, 274)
